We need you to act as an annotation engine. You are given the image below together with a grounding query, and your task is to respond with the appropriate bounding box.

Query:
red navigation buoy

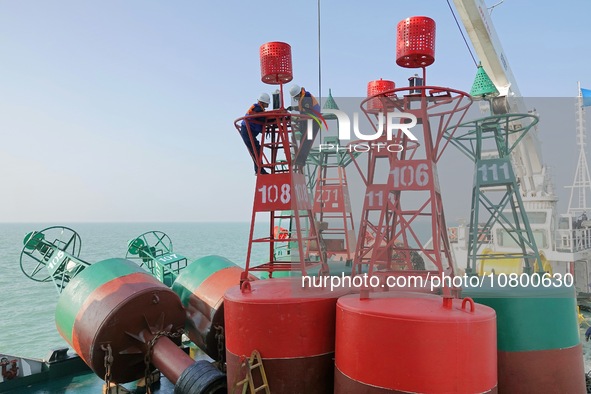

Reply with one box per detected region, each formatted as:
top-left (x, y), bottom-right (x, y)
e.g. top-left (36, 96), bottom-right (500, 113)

top-left (225, 277), bottom-right (348, 393)
top-left (334, 293), bottom-right (497, 393)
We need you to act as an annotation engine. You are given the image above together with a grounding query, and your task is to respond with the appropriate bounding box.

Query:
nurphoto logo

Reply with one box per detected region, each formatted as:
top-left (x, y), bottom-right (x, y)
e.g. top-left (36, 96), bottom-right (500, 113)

top-left (304, 109), bottom-right (419, 153)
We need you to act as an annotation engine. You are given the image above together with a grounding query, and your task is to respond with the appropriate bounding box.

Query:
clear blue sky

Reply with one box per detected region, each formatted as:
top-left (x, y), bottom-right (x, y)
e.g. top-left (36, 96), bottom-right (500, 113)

top-left (1, 1), bottom-right (589, 222)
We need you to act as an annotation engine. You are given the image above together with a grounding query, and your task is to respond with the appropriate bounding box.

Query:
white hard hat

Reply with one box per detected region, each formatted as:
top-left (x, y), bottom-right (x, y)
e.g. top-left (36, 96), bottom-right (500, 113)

top-left (289, 84), bottom-right (301, 98)
top-left (258, 93), bottom-right (270, 104)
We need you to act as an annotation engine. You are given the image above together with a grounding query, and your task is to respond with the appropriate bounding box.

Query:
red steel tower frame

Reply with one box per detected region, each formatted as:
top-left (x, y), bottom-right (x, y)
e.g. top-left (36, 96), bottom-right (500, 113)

top-left (350, 87), bottom-right (472, 283)
top-left (350, 17), bottom-right (472, 285)
top-left (236, 42), bottom-right (327, 280)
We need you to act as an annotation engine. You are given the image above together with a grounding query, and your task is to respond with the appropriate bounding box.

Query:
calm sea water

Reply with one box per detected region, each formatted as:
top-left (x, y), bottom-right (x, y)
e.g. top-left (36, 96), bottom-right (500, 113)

top-left (0, 222), bottom-right (261, 360)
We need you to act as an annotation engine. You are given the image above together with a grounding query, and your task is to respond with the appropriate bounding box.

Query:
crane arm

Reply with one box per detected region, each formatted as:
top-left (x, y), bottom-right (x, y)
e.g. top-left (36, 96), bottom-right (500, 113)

top-left (452, 0), bottom-right (551, 198)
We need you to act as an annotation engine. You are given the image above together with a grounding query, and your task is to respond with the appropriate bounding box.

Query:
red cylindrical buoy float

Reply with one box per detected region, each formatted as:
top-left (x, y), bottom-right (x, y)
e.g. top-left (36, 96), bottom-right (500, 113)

top-left (334, 292), bottom-right (498, 393)
top-left (260, 41), bottom-right (293, 84)
top-left (225, 277), bottom-right (349, 393)
top-left (396, 16), bottom-right (436, 68)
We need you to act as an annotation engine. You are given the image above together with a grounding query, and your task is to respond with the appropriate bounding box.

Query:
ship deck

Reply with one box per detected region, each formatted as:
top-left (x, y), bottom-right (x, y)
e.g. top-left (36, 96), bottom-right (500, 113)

top-left (12, 373), bottom-right (176, 394)
top-left (0, 351), bottom-right (177, 394)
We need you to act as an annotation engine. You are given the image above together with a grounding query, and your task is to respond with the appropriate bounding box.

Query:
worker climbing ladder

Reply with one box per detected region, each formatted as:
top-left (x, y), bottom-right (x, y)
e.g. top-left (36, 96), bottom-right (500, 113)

top-left (236, 42), bottom-right (327, 278)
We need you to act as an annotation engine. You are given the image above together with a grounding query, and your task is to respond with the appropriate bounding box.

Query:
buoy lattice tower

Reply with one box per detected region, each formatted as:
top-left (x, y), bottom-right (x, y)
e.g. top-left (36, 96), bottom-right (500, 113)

top-left (236, 41), bottom-right (327, 278)
top-left (350, 16), bottom-right (472, 283)
top-left (446, 113), bottom-right (543, 275)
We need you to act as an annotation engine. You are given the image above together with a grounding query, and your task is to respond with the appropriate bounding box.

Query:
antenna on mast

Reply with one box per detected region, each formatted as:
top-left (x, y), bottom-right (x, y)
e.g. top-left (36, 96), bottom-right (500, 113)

top-left (566, 81), bottom-right (591, 216)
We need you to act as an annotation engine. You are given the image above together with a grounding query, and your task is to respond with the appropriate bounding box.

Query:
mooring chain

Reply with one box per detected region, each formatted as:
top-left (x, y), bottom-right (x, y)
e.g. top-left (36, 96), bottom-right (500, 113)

top-left (101, 344), bottom-right (113, 392)
top-left (214, 325), bottom-right (226, 372)
top-left (143, 328), bottom-right (185, 394)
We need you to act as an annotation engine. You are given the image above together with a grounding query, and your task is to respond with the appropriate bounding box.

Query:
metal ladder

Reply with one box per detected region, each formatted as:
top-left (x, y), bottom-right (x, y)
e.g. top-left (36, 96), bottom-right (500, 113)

top-left (234, 350), bottom-right (270, 394)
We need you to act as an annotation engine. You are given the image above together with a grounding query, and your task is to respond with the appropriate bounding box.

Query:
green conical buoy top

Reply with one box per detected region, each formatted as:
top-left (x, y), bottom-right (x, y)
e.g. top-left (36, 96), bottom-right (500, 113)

top-left (470, 63), bottom-right (499, 98)
top-left (322, 88), bottom-right (339, 119)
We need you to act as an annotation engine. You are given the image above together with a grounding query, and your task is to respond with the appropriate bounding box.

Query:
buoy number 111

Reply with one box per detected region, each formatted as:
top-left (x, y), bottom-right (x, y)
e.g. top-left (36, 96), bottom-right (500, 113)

top-left (478, 162), bottom-right (510, 183)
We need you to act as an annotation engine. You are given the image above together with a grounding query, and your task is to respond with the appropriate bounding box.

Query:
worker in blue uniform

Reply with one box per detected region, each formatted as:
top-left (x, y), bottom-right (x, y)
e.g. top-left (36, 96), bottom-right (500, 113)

top-left (288, 84), bottom-right (321, 167)
top-left (240, 93), bottom-right (270, 175)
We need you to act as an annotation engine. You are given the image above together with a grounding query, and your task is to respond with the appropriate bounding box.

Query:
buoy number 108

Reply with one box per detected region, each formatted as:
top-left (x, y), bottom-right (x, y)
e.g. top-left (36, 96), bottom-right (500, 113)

top-left (257, 183), bottom-right (308, 205)
top-left (258, 184), bottom-right (291, 204)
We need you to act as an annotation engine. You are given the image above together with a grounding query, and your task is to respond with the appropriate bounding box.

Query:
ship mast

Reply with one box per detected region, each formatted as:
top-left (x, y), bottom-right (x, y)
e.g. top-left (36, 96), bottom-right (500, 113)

top-left (566, 81), bottom-right (591, 216)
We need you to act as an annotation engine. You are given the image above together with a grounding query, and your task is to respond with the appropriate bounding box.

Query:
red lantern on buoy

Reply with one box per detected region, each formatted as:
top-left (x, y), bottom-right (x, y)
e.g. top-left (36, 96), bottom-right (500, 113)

top-left (396, 16), bottom-right (436, 68)
top-left (259, 42), bottom-right (293, 84)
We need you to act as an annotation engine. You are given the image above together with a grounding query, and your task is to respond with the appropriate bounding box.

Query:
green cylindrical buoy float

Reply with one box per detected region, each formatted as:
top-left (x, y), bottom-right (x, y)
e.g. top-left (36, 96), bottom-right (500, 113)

top-left (172, 255), bottom-right (254, 361)
top-left (22, 227), bottom-right (227, 393)
top-left (55, 258), bottom-right (190, 384)
top-left (463, 275), bottom-right (585, 393)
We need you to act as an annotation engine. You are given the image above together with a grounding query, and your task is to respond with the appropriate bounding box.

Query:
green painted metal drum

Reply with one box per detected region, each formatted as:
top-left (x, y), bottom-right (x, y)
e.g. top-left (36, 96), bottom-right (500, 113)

top-left (463, 276), bottom-right (585, 393)
top-left (172, 255), bottom-right (252, 361)
top-left (55, 258), bottom-right (187, 383)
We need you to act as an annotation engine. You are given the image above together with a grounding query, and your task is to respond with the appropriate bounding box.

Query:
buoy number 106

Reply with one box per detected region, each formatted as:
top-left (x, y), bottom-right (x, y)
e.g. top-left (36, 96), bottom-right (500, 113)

top-left (390, 163), bottom-right (429, 188)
